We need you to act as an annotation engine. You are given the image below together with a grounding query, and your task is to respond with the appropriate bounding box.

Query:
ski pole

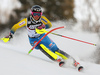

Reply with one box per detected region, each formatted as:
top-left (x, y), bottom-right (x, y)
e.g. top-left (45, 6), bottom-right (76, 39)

top-left (50, 32), bottom-right (97, 46)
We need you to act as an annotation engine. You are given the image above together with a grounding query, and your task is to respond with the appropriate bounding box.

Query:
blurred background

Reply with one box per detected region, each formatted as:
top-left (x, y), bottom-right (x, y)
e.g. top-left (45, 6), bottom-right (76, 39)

top-left (0, 0), bottom-right (100, 32)
top-left (0, 0), bottom-right (100, 63)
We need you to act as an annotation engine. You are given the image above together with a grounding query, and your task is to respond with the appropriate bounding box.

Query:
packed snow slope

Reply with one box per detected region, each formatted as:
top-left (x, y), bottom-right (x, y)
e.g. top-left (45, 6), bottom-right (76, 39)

top-left (0, 23), bottom-right (100, 75)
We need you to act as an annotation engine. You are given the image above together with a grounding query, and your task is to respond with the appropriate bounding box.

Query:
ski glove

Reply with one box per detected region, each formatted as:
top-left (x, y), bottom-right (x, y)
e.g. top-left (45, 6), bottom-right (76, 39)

top-left (37, 24), bottom-right (45, 29)
top-left (1, 33), bottom-right (13, 43)
top-left (35, 24), bottom-right (47, 34)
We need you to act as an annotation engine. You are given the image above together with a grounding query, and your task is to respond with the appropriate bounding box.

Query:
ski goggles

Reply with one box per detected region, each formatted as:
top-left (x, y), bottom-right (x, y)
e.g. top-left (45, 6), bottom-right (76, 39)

top-left (31, 11), bottom-right (42, 16)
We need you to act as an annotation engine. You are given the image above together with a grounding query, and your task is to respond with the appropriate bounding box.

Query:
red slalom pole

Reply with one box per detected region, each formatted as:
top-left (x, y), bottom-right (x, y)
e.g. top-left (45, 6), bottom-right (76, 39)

top-left (51, 33), bottom-right (96, 46)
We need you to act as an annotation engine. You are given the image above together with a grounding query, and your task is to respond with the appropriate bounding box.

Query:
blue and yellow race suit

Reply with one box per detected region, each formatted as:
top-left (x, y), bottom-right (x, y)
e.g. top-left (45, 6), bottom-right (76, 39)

top-left (9, 15), bottom-right (72, 61)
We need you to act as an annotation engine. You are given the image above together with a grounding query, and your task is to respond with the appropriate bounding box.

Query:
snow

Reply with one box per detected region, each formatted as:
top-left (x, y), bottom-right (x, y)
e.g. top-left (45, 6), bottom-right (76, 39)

top-left (0, 23), bottom-right (100, 75)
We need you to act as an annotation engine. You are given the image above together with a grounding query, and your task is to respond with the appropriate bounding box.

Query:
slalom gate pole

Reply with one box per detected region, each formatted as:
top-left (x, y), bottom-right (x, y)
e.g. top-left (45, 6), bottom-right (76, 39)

top-left (28, 26), bottom-right (65, 55)
top-left (50, 32), bottom-right (97, 46)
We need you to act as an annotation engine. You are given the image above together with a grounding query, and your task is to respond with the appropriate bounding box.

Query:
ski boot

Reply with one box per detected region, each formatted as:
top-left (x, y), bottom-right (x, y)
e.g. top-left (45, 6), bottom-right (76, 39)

top-left (74, 61), bottom-right (83, 72)
top-left (78, 66), bottom-right (83, 72)
top-left (57, 59), bottom-right (65, 67)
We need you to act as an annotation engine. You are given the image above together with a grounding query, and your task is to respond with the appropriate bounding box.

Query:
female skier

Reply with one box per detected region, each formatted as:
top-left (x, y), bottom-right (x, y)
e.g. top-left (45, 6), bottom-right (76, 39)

top-left (1, 5), bottom-right (83, 71)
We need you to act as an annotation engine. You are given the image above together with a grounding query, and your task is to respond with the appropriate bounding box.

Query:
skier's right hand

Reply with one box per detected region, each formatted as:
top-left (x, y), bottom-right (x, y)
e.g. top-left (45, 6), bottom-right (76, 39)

top-left (37, 24), bottom-right (45, 29)
top-left (1, 33), bottom-right (13, 43)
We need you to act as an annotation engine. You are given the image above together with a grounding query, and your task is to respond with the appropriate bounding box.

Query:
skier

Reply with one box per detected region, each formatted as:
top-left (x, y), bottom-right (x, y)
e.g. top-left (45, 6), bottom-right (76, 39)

top-left (1, 5), bottom-right (83, 71)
